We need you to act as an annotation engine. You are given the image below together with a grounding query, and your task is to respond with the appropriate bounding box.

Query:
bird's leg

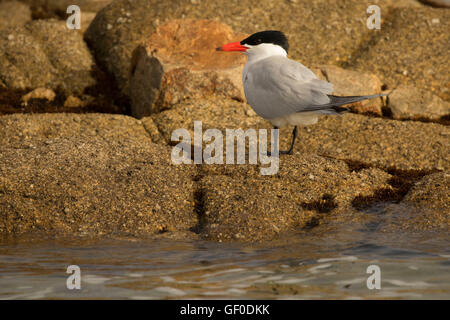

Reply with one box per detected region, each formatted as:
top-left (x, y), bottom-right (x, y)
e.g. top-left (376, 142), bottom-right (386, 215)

top-left (266, 126), bottom-right (278, 156)
top-left (280, 126), bottom-right (298, 155)
top-left (266, 126), bottom-right (298, 156)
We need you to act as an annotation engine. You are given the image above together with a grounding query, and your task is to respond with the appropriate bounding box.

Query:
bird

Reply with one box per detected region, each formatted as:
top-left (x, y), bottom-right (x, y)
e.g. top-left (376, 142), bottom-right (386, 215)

top-left (216, 30), bottom-right (386, 155)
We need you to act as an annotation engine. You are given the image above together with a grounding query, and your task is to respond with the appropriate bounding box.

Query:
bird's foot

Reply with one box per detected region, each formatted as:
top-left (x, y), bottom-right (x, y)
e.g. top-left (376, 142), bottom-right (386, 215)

top-left (266, 149), bottom-right (293, 156)
top-left (280, 149), bottom-right (293, 155)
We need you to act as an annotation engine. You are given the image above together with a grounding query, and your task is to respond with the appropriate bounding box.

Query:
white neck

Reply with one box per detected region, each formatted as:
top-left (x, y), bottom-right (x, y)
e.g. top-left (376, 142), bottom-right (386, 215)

top-left (245, 43), bottom-right (287, 64)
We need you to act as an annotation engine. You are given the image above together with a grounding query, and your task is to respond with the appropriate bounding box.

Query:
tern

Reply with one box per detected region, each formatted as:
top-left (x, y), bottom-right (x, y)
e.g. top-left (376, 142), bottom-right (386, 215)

top-left (217, 30), bottom-right (386, 155)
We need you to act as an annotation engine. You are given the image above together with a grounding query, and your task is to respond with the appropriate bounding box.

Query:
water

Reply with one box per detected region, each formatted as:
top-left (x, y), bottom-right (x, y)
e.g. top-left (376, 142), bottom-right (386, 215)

top-left (0, 204), bottom-right (449, 299)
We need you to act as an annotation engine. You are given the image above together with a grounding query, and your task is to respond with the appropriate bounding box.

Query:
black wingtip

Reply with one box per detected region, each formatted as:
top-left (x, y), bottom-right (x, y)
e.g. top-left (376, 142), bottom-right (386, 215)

top-left (216, 46), bottom-right (223, 51)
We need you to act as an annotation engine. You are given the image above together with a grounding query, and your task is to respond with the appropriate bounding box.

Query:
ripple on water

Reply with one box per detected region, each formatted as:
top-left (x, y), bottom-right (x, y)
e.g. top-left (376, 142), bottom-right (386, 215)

top-left (0, 228), bottom-right (448, 299)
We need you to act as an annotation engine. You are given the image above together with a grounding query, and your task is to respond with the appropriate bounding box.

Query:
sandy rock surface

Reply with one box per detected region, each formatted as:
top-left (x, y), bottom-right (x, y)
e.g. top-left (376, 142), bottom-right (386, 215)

top-left (147, 96), bottom-right (450, 171)
top-left (198, 157), bottom-right (392, 242)
top-left (312, 65), bottom-right (384, 115)
top-left (0, 113), bottom-right (196, 238)
top-left (0, 1), bottom-right (31, 30)
top-left (0, 0), bottom-right (448, 242)
top-left (347, 7), bottom-right (450, 101)
top-left (85, 0), bottom-right (391, 102)
top-left (21, 88), bottom-right (56, 105)
top-left (403, 172), bottom-right (450, 210)
top-left (420, 0), bottom-right (450, 7)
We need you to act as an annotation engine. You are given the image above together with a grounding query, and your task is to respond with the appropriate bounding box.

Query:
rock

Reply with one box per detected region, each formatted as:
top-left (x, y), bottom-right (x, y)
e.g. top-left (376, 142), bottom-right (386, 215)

top-left (198, 156), bottom-right (392, 242)
top-left (420, 0), bottom-right (450, 8)
top-left (26, 20), bottom-right (96, 95)
top-left (383, 0), bottom-right (424, 7)
top-left (21, 88), bottom-right (56, 105)
top-left (63, 95), bottom-right (87, 108)
top-left (140, 116), bottom-right (164, 144)
top-left (0, 1), bottom-right (31, 31)
top-left (0, 19), bottom-right (96, 95)
top-left (80, 11), bottom-right (97, 34)
top-left (348, 7), bottom-right (450, 101)
top-left (312, 65), bottom-right (384, 115)
top-left (129, 19), bottom-right (245, 117)
top-left (145, 96), bottom-right (264, 145)
top-left (148, 96), bottom-right (450, 171)
top-left (293, 114), bottom-right (450, 172)
top-left (398, 171), bottom-right (449, 231)
top-left (84, 0), bottom-right (157, 94)
top-left (0, 27), bottom-right (56, 91)
top-left (403, 172), bottom-right (449, 210)
top-left (85, 0), bottom-right (384, 103)
top-left (0, 110), bottom-right (447, 241)
top-left (0, 113), bottom-right (196, 238)
top-left (0, 113), bottom-right (153, 146)
top-left (146, 96), bottom-right (449, 241)
top-left (19, 0), bottom-right (112, 14)
top-left (388, 85), bottom-right (450, 120)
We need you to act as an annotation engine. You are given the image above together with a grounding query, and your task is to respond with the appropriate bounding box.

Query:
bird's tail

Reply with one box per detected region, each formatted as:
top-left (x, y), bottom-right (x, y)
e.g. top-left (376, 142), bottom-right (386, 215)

top-left (298, 93), bottom-right (388, 114)
top-left (328, 94), bottom-right (387, 107)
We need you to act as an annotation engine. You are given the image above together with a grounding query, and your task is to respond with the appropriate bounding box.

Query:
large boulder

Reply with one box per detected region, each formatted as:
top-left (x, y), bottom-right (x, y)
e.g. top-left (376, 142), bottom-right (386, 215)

top-left (0, 19), bottom-right (96, 95)
top-left (129, 19), bottom-right (245, 118)
top-left (0, 113), bottom-right (197, 238)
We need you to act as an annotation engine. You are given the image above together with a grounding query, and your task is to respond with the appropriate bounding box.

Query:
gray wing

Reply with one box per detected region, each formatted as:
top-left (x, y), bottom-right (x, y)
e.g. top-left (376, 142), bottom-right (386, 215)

top-left (243, 56), bottom-right (333, 119)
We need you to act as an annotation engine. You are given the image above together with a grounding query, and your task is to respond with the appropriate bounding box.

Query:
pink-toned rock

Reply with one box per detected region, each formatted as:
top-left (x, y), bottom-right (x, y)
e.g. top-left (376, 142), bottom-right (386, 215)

top-left (129, 19), bottom-right (246, 118)
top-left (312, 65), bottom-right (384, 116)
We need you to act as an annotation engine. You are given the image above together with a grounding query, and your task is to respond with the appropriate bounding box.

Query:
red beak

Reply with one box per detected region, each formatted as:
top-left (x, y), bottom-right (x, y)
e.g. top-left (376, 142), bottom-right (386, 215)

top-left (216, 41), bottom-right (247, 52)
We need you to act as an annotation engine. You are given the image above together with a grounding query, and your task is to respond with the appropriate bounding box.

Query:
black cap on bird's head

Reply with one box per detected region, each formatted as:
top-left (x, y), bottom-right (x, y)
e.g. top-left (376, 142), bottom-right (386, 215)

top-left (241, 30), bottom-right (289, 53)
top-left (216, 30), bottom-right (289, 53)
